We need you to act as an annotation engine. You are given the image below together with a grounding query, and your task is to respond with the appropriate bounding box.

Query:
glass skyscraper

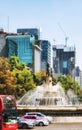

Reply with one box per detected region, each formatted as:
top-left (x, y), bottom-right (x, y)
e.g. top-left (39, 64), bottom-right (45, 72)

top-left (40, 40), bottom-right (51, 71)
top-left (6, 34), bottom-right (35, 68)
top-left (17, 28), bottom-right (40, 41)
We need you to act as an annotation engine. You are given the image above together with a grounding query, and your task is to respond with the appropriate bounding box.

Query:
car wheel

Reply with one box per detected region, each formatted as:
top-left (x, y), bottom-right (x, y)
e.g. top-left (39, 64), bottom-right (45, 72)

top-left (39, 122), bottom-right (44, 126)
top-left (22, 124), bottom-right (27, 129)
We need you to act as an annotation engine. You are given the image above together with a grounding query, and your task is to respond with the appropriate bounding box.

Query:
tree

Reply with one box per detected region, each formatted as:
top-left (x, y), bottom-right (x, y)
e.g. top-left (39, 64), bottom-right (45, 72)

top-left (33, 71), bottom-right (46, 85)
top-left (0, 57), bottom-right (10, 71)
top-left (57, 74), bottom-right (81, 96)
top-left (0, 57), bottom-right (17, 95)
top-left (12, 68), bottom-right (36, 98)
top-left (0, 57), bottom-right (33, 98)
top-left (33, 70), bottom-right (57, 85)
top-left (9, 56), bottom-right (26, 71)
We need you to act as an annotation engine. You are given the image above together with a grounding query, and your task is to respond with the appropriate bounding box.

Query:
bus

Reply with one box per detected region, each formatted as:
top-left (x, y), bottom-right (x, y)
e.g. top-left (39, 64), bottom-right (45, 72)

top-left (0, 95), bottom-right (18, 130)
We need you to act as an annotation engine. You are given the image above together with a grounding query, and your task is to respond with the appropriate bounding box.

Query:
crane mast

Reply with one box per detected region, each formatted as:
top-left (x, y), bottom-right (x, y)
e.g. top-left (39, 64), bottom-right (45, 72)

top-left (58, 23), bottom-right (69, 46)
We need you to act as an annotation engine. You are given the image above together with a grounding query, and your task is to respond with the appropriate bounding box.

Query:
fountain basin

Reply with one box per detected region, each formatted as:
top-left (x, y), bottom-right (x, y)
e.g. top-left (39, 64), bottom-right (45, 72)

top-left (17, 105), bottom-right (82, 117)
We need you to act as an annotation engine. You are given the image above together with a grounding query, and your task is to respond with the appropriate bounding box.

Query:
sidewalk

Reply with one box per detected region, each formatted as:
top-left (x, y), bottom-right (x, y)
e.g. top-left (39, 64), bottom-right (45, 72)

top-left (52, 116), bottom-right (82, 123)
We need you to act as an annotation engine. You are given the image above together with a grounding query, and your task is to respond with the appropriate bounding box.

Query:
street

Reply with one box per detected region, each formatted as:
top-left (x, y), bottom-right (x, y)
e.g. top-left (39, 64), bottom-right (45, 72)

top-left (19, 123), bottom-right (82, 130)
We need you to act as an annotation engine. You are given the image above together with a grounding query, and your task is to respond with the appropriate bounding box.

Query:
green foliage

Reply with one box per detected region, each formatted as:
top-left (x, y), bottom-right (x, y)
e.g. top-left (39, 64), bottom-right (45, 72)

top-left (0, 57), bottom-right (36, 99)
top-left (12, 68), bottom-right (36, 98)
top-left (9, 56), bottom-right (26, 70)
top-left (15, 85), bottom-right (26, 98)
top-left (33, 71), bottom-right (57, 85)
top-left (0, 56), bottom-right (82, 101)
top-left (0, 57), bottom-right (17, 95)
top-left (33, 71), bottom-right (46, 85)
top-left (57, 74), bottom-right (81, 96)
top-left (0, 57), bottom-right (10, 71)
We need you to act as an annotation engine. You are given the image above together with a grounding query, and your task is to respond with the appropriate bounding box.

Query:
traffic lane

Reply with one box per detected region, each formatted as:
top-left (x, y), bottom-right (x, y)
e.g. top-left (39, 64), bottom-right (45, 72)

top-left (34, 123), bottom-right (82, 130)
top-left (19, 123), bottom-right (82, 130)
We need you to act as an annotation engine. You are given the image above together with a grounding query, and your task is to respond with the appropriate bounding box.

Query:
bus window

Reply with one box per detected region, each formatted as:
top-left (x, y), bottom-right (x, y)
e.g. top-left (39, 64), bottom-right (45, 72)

top-left (3, 114), bottom-right (8, 123)
top-left (0, 95), bottom-right (18, 130)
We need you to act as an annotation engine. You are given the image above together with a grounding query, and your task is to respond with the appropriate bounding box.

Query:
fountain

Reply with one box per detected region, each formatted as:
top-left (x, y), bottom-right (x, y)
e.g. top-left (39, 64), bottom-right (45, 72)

top-left (17, 76), bottom-right (68, 106)
top-left (17, 64), bottom-right (82, 123)
top-left (17, 63), bottom-right (78, 107)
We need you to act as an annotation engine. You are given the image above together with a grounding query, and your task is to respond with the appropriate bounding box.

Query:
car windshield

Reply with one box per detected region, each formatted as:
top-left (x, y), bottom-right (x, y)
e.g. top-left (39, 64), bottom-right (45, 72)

top-left (37, 113), bottom-right (45, 117)
top-left (24, 116), bottom-right (36, 119)
top-left (27, 112), bottom-right (45, 117)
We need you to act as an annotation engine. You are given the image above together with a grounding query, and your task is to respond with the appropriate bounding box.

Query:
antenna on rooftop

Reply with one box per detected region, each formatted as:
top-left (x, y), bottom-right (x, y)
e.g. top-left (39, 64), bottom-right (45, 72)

top-left (7, 16), bottom-right (9, 32)
top-left (58, 23), bottom-right (69, 46)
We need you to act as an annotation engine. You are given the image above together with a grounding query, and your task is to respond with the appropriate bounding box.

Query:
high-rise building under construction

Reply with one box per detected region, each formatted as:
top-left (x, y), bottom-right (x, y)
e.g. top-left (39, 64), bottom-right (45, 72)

top-left (52, 44), bottom-right (75, 77)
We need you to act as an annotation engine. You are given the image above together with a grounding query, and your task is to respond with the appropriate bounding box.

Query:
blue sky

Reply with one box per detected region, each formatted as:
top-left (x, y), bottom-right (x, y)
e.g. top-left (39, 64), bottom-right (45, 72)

top-left (0, 0), bottom-right (82, 70)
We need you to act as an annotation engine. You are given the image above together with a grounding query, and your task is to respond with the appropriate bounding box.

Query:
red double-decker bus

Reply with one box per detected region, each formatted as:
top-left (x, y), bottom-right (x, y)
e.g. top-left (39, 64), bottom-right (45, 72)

top-left (0, 95), bottom-right (18, 130)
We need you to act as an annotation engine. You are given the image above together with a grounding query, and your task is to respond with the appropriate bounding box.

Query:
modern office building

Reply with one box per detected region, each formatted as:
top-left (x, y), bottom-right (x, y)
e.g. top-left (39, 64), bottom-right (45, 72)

top-left (75, 66), bottom-right (82, 88)
top-left (40, 40), bottom-right (51, 72)
top-left (33, 44), bottom-right (41, 73)
top-left (52, 44), bottom-right (75, 77)
top-left (17, 28), bottom-right (40, 41)
top-left (6, 34), bottom-right (41, 72)
top-left (0, 28), bottom-right (18, 57)
top-left (0, 29), bottom-right (8, 57)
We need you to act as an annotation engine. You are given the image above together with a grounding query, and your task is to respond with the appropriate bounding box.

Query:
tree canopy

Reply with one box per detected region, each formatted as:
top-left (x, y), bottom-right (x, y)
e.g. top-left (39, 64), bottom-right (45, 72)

top-left (0, 57), bottom-right (17, 95)
top-left (57, 74), bottom-right (82, 97)
top-left (0, 57), bottom-right (36, 99)
top-left (9, 56), bottom-right (26, 71)
top-left (0, 56), bottom-right (82, 100)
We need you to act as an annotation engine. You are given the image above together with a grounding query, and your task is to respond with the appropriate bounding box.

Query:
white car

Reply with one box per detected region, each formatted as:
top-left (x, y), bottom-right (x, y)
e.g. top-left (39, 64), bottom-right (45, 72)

top-left (25, 112), bottom-right (53, 123)
top-left (21, 115), bottom-right (49, 126)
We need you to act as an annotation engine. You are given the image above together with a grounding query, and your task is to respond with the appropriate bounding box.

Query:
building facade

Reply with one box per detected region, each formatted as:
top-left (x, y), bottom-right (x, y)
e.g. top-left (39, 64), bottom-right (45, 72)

top-left (33, 45), bottom-right (41, 73)
top-left (17, 28), bottom-right (40, 41)
top-left (40, 40), bottom-right (51, 72)
top-left (52, 44), bottom-right (75, 77)
top-left (0, 29), bottom-right (8, 57)
top-left (6, 34), bottom-right (41, 72)
top-left (74, 66), bottom-right (82, 88)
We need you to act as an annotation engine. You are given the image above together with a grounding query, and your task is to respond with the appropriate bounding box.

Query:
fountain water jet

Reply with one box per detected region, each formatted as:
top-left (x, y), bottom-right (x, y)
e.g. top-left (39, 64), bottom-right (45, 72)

top-left (17, 75), bottom-right (74, 106)
top-left (17, 65), bottom-right (82, 123)
top-left (17, 64), bottom-right (79, 107)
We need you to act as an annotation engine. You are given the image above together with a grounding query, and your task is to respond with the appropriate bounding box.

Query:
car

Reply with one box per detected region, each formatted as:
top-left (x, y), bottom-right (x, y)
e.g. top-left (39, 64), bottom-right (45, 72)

top-left (25, 112), bottom-right (53, 123)
top-left (17, 117), bottom-right (35, 129)
top-left (21, 115), bottom-right (49, 126)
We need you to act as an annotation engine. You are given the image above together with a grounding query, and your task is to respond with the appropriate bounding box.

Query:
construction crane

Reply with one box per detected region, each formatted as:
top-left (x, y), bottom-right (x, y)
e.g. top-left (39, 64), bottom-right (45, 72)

top-left (58, 23), bottom-right (69, 46)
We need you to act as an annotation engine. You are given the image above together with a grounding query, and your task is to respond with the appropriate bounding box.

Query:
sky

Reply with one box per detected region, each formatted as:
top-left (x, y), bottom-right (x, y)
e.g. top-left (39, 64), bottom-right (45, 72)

top-left (0, 0), bottom-right (82, 70)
